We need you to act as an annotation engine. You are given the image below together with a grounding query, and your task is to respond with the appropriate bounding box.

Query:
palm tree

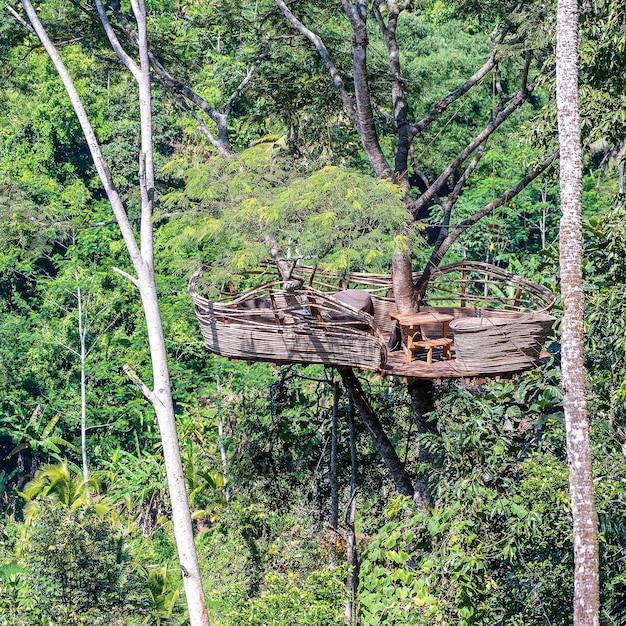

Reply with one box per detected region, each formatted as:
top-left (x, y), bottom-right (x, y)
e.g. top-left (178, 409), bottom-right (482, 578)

top-left (142, 565), bottom-right (185, 626)
top-left (22, 461), bottom-right (105, 522)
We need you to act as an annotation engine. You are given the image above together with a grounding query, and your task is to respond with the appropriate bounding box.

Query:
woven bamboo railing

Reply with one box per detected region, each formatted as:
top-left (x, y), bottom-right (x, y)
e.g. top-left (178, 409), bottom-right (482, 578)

top-left (189, 261), bottom-right (556, 375)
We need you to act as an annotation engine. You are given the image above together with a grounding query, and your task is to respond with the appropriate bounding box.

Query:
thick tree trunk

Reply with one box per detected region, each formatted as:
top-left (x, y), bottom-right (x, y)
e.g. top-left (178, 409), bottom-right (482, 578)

top-left (392, 251), bottom-right (420, 314)
top-left (556, 1), bottom-right (600, 625)
top-left (339, 368), bottom-right (414, 497)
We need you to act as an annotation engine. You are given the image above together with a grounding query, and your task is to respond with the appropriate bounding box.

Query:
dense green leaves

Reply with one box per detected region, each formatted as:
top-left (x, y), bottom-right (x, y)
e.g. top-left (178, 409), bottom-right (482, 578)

top-left (1, 0), bottom-right (626, 623)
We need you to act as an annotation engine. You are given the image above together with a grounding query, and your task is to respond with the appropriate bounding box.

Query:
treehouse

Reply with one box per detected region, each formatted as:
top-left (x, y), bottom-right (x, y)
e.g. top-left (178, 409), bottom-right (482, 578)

top-left (189, 261), bottom-right (556, 380)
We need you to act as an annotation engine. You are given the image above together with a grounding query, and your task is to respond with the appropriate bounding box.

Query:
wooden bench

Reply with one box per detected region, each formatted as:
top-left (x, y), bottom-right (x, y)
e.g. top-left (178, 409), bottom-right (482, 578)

top-left (407, 337), bottom-right (453, 364)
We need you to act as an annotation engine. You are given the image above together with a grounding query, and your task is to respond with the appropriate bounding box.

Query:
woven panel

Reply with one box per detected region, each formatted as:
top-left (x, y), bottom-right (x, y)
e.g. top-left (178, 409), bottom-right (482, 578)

top-left (450, 313), bottom-right (556, 374)
top-left (190, 283), bottom-right (387, 371)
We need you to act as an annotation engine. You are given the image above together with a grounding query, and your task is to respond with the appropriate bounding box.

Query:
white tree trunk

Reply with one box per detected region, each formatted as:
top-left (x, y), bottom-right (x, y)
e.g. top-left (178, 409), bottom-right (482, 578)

top-left (77, 274), bottom-right (88, 483)
top-left (137, 273), bottom-right (209, 626)
top-left (556, 1), bottom-right (600, 624)
top-left (20, 2), bottom-right (210, 624)
top-left (215, 373), bottom-right (230, 504)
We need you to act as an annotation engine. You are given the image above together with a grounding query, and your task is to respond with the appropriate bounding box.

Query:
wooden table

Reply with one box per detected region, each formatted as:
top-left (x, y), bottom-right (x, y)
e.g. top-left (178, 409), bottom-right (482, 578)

top-left (389, 310), bottom-right (454, 364)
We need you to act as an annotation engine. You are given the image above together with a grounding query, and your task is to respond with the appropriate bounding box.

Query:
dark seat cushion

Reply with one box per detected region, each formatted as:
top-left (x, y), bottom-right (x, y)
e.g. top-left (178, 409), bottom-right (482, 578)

top-left (329, 290), bottom-right (374, 331)
top-left (332, 289), bottom-right (374, 315)
top-left (235, 297), bottom-right (278, 324)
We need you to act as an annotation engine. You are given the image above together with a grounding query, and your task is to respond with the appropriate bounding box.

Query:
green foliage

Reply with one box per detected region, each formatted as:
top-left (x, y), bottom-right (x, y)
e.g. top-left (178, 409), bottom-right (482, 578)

top-left (22, 461), bottom-right (104, 520)
top-left (141, 565), bottom-right (186, 626)
top-left (0, 561), bottom-right (45, 625)
top-left (161, 143), bottom-right (412, 291)
top-left (20, 502), bottom-right (143, 625)
top-left (585, 202), bottom-right (626, 442)
top-left (2, 1), bottom-right (626, 624)
top-left (225, 569), bottom-right (345, 626)
top-left (101, 449), bottom-right (170, 537)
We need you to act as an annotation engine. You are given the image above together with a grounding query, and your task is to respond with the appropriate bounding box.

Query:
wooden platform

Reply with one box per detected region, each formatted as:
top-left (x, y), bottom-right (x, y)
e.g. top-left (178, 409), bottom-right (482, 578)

top-left (382, 343), bottom-right (476, 379)
top-left (380, 334), bottom-right (551, 380)
top-left (192, 261), bottom-right (556, 381)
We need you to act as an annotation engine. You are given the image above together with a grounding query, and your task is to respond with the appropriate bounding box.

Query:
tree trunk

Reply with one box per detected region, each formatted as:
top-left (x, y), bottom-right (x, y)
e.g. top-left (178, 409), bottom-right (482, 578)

top-left (341, 0), bottom-right (392, 179)
top-left (556, 0), bottom-right (600, 624)
top-left (77, 275), bottom-right (88, 483)
top-left (330, 381), bottom-right (340, 565)
top-left (344, 398), bottom-right (359, 626)
top-left (216, 372), bottom-right (230, 504)
top-left (138, 275), bottom-right (209, 626)
top-left (373, 1), bottom-right (410, 189)
top-left (407, 379), bottom-right (437, 512)
top-left (392, 250), bottom-right (420, 314)
top-left (20, 3), bottom-right (210, 624)
top-left (344, 488), bottom-right (358, 626)
top-left (339, 368), bottom-right (414, 497)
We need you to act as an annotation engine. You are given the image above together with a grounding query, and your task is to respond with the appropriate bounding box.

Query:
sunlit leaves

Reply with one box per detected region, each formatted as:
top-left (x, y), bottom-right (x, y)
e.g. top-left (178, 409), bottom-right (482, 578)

top-left (160, 143), bottom-right (413, 290)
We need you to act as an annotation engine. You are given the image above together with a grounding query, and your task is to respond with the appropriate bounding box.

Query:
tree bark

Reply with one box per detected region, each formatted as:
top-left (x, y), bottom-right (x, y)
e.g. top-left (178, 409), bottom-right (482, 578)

top-left (556, 0), bottom-right (600, 624)
top-left (77, 275), bottom-right (88, 483)
top-left (344, 398), bottom-right (359, 626)
top-left (339, 368), bottom-right (414, 497)
top-left (341, 0), bottom-right (393, 179)
top-left (373, 1), bottom-right (410, 188)
top-left (19, 3), bottom-right (210, 624)
top-left (392, 250), bottom-right (420, 314)
top-left (216, 372), bottom-right (230, 504)
top-left (407, 379), bottom-right (437, 512)
top-left (330, 381), bottom-right (340, 562)
top-left (344, 488), bottom-right (358, 626)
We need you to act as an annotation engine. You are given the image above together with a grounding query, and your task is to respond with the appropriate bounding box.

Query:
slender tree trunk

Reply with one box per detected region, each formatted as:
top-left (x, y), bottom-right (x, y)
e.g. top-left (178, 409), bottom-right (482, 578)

top-left (138, 276), bottom-right (209, 626)
top-left (330, 381), bottom-right (340, 564)
top-left (344, 398), bottom-right (359, 626)
top-left (215, 372), bottom-right (230, 504)
top-left (339, 368), bottom-right (414, 497)
top-left (20, 3), bottom-right (210, 624)
top-left (556, 1), bottom-right (600, 624)
top-left (77, 277), bottom-right (88, 483)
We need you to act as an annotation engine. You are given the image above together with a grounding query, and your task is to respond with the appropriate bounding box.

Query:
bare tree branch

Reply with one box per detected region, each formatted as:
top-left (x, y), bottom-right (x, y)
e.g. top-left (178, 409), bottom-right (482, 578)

top-left (409, 50), bottom-right (498, 137)
top-left (94, 0), bottom-right (141, 80)
top-left (123, 363), bottom-right (156, 404)
top-left (113, 266), bottom-right (140, 288)
top-left (224, 39), bottom-right (270, 117)
top-left (416, 149), bottom-right (559, 291)
top-left (6, 3), bottom-right (35, 33)
top-left (428, 139), bottom-right (489, 255)
top-left (410, 71), bottom-right (552, 216)
top-left (339, 0), bottom-right (392, 178)
top-left (274, 0), bottom-right (359, 128)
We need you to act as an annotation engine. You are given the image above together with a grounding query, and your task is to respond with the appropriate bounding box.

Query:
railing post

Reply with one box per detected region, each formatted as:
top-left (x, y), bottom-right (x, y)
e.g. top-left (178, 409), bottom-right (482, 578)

top-left (460, 269), bottom-right (467, 308)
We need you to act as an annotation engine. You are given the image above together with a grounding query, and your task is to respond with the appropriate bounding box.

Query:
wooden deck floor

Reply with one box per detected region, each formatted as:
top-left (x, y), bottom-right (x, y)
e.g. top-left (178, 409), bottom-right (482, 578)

top-left (381, 342), bottom-right (481, 379)
top-left (380, 336), bottom-right (550, 381)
